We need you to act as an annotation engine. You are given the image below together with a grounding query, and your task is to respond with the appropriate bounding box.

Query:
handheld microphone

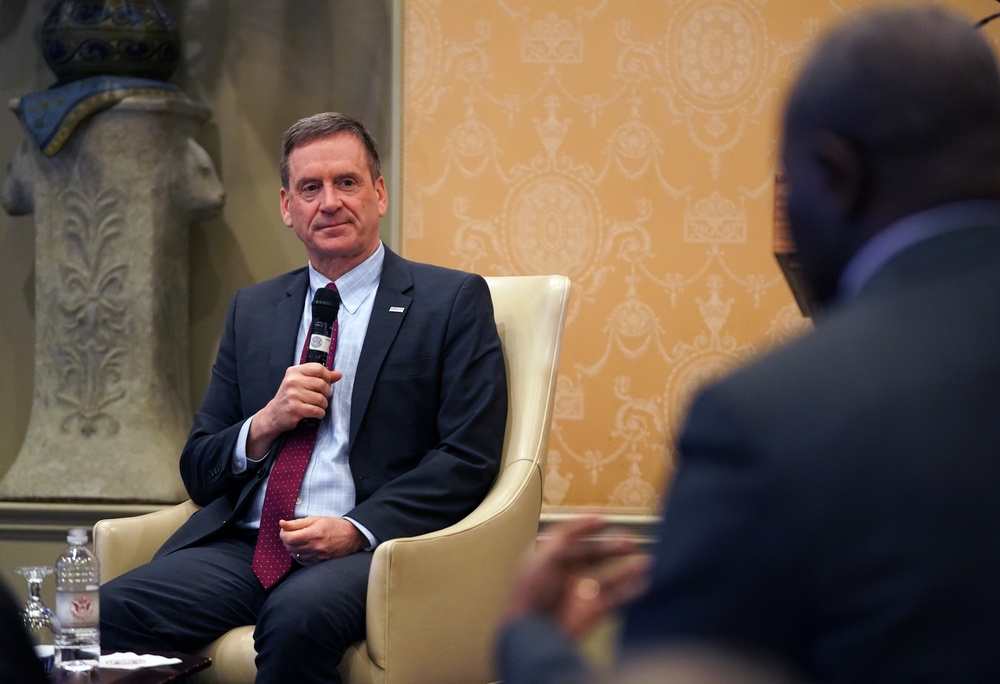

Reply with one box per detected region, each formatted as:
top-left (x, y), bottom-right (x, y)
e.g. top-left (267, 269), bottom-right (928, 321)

top-left (299, 286), bottom-right (340, 428)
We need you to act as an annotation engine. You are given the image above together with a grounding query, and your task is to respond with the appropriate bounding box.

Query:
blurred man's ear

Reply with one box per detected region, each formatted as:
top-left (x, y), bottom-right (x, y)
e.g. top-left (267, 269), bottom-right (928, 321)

top-left (813, 131), bottom-right (868, 225)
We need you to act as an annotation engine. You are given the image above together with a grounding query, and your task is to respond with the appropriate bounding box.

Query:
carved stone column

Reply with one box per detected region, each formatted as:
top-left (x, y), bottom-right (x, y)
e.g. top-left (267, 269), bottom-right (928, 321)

top-left (0, 94), bottom-right (224, 502)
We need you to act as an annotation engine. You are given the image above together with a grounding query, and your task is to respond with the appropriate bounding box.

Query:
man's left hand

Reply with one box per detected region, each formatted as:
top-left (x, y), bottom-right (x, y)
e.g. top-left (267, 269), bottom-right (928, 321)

top-left (279, 516), bottom-right (366, 565)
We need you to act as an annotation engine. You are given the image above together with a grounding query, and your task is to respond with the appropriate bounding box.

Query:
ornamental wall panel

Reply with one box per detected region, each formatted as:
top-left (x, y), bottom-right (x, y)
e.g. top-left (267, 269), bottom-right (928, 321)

top-left (399, 0), bottom-right (996, 515)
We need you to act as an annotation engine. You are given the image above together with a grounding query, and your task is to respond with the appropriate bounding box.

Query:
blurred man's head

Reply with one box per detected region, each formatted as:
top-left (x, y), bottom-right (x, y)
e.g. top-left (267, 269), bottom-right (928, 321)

top-left (780, 6), bottom-right (1000, 305)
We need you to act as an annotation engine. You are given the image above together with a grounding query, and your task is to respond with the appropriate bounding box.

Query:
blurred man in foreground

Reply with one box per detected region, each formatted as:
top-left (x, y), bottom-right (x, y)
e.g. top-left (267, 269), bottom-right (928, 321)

top-left (499, 6), bottom-right (1000, 683)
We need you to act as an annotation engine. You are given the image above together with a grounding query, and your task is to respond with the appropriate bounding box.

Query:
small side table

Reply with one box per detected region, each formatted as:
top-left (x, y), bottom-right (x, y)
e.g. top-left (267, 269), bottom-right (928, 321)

top-left (49, 652), bottom-right (211, 684)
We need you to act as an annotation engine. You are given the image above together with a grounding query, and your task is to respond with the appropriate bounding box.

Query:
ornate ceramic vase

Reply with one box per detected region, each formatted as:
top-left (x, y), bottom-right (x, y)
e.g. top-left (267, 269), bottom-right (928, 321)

top-left (41, 0), bottom-right (180, 82)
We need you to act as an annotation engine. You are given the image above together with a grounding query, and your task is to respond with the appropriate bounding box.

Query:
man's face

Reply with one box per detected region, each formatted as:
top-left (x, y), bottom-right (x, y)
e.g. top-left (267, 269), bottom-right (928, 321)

top-left (280, 132), bottom-right (387, 277)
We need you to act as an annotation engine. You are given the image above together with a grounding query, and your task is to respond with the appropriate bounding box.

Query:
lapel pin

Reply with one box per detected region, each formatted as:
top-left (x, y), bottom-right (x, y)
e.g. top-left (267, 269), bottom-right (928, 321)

top-left (389, 306), bottom-right (405, 313)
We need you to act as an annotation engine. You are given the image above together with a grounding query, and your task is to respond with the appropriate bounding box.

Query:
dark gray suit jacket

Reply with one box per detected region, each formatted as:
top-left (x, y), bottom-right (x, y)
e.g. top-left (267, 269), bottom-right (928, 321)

top-left (501, 219), bottom-right (1000, 683)
top-left (157, 247), bottom-right (507, 556)
top-left (624, 221), bottom-right (1000, 682)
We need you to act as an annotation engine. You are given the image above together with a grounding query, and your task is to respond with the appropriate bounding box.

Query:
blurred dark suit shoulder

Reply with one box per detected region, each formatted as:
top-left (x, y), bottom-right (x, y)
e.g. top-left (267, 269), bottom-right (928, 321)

top-left (623, 223), bottom-right (1000, 683)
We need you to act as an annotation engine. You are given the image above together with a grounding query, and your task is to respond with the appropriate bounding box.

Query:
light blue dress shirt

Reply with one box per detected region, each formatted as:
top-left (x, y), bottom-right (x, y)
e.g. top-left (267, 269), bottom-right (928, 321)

top-left (232, 242), bottom-right (385, 548)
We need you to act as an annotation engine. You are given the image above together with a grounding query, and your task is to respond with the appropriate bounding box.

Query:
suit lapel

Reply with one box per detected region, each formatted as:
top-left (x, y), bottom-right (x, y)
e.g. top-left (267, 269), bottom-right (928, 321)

top-left (350, 249), bottom-right (413, 446)
top-left (269, 270), bottom-right (309, 396)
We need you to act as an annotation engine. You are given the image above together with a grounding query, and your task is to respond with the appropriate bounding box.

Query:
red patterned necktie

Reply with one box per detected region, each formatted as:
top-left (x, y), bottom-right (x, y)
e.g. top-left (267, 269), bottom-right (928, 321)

top-left (252, 284), bottom-right (339, 589)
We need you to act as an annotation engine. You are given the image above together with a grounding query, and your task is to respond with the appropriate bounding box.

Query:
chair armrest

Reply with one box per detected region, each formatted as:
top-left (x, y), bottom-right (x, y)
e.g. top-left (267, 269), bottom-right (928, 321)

top-left (363, 459), bottom-right (543, 684)
top-left (94, 500), bottom-right (200, 582)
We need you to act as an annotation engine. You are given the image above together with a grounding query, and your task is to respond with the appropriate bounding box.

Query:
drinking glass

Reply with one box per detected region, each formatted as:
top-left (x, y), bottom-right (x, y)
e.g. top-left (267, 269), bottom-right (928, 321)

top-left (13, 565), bottom-right (57, 670)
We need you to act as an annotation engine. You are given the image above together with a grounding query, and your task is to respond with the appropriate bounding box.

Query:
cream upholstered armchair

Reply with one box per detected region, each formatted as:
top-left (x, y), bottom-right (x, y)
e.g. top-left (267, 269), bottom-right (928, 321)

top-left (94, 274), bottom-right (571, 684)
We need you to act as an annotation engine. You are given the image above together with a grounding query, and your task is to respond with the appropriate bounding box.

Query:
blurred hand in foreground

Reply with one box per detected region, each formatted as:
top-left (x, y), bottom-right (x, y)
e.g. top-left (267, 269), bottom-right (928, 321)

top-left (505, 515), bottom-right (653, 640)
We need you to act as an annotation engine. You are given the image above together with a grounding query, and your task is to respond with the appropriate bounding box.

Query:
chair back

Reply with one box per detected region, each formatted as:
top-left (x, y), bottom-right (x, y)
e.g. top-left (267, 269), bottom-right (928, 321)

top-left (486, 274), bottom-right (571, 476)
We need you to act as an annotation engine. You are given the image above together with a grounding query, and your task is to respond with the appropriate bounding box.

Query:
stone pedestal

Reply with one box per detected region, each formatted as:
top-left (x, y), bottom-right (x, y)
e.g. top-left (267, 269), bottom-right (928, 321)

top-left (0, 94), bottom-right (224, 502)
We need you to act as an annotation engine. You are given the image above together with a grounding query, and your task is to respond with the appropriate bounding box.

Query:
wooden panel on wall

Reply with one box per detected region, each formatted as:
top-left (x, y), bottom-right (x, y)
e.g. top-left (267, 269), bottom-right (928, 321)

top-left (773, 174), bottom-right (818, 318)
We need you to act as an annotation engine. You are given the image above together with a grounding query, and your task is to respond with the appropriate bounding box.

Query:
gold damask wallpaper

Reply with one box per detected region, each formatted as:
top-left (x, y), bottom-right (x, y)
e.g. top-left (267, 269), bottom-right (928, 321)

top-left (399, 0), bottom-right (997, 515)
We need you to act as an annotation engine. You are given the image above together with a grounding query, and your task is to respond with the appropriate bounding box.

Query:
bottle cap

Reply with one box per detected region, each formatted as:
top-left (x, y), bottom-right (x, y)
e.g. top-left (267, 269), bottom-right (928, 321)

top-left (67, 528), bottom-right (88, 544)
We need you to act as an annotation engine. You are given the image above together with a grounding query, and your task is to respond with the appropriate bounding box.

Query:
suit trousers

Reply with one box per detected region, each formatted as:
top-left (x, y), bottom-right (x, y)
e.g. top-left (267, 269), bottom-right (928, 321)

top-left (101, 531), bottom-right (373, 684)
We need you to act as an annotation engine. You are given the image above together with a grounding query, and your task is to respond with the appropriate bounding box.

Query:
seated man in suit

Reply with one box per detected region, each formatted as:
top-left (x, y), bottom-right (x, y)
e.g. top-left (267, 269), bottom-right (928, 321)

top-left (499, 5), bottom-right (1000, 683)
top-left (100, 112), bottom-right (508, 684)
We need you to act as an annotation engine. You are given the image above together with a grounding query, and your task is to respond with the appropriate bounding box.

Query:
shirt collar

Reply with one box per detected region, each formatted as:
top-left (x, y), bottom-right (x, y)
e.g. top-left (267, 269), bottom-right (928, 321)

top-left (837, 200), bottom-right (1000, 302)
top-left (306, 241), bottom-right (385, 314)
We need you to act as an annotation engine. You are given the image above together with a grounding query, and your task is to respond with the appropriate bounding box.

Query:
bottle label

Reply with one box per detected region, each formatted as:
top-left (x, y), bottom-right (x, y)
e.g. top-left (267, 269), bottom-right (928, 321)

top-left (56, 589), bottom-right (99, 629)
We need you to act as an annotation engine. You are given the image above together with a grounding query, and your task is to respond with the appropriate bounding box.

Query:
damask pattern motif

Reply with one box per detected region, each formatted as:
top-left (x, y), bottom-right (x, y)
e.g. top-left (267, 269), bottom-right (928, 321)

top-left (400, 0), bottom-right (846, 514)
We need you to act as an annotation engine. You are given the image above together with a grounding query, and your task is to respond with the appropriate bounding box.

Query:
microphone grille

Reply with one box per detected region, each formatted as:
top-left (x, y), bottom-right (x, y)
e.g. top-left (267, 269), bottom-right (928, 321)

top-left (311, 285), bottom-right (340, 322)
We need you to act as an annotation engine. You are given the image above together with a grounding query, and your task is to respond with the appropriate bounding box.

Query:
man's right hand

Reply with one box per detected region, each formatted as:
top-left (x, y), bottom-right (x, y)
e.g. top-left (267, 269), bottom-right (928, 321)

top-left (247, 363), bottom-right (341, 460)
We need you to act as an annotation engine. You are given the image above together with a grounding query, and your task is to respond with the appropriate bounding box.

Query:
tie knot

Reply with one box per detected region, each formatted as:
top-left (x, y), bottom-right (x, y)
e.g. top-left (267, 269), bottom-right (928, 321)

top-left (319, 282), bottom-right (341, 309)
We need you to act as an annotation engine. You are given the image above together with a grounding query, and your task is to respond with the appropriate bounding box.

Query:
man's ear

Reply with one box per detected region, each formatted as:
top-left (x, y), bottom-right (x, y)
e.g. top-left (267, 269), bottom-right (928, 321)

top-left (813, 131), bottom-right (868, 222)
top-left (279, 186), bottom-right (294, 228)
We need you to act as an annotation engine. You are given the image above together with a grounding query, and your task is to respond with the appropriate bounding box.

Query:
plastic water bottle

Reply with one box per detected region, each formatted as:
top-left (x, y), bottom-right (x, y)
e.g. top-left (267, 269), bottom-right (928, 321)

top-left (54, 528), bottom-right (100, 672)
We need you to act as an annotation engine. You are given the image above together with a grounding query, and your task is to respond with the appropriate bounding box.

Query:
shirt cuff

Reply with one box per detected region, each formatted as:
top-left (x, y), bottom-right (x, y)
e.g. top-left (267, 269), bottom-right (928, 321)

top-left (344, 517), bottom-right (378, 551)
top-left (232, 414), bottom-right (260, 474)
